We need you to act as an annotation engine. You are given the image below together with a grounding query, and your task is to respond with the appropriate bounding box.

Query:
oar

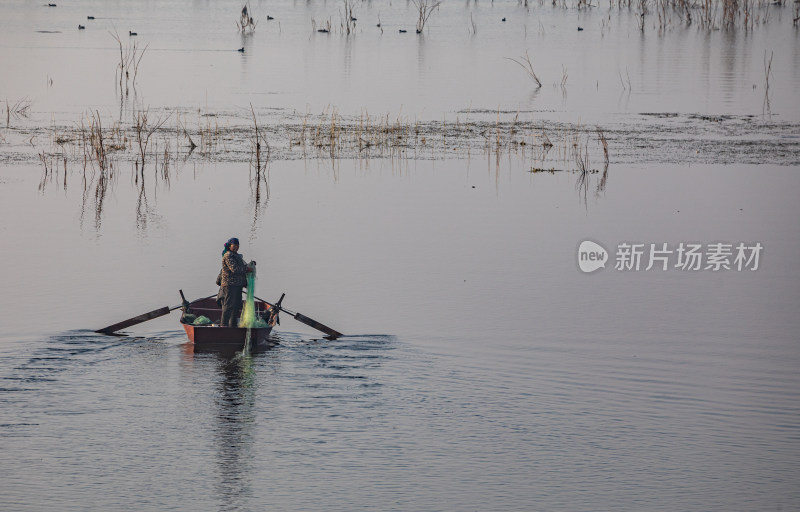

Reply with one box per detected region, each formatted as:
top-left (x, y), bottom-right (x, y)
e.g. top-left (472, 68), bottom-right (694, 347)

top-left (255, 294), bottom-right (342, 338)
top-left (95, 291), bottom-right (216, 335)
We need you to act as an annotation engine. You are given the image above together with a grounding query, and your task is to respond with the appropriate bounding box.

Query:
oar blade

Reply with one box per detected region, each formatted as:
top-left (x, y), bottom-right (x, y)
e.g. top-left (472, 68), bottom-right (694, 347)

top-left (96, 306), bottom-right (171, 334)
top-left (293, 312), bottom-right (342, 338)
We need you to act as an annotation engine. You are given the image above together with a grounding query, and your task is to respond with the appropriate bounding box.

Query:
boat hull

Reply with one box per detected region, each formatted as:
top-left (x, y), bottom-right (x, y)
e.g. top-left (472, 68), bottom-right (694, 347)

top-left (181, 297), bottom-right (277, 351)
top-left (182, 323), bottom-right (275, 351)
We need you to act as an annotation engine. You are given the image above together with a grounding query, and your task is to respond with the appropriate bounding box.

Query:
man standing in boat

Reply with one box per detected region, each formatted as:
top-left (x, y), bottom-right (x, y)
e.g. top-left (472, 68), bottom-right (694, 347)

top-left (218, 237), bottom-right (254, 327)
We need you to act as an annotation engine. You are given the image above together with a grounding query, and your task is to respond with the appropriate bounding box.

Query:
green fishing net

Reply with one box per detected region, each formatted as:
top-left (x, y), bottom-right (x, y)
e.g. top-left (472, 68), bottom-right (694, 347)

top-left (252, 317), bottom-right (270, 328)
top-left (239, 262), bottom-right (258, 328)
top-left (193, 315), bottom-right (212, 325)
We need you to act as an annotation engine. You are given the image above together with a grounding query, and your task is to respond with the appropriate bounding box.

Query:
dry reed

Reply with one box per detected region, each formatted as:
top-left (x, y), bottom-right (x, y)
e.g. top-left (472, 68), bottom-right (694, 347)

top-left (341, 0), bottom-right (357, 34)
top-left (506, 51), bottom-right (542, 88)
top-left (412, 0), bottom-right (443, 33)
top-left (110, 31), bottom-right (147, 97)
top-left (6, 98), bottom-right (31, 127)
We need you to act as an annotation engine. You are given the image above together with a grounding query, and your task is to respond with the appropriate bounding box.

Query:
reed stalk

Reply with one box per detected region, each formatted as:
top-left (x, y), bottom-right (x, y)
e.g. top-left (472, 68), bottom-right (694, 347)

top-left (341, 0), bottom-right (357, 34)
top-left (597, 127), bottom-right (609, 163)
top-left (506, 51), bottom-right (542, 88)
top-left (412, 0), bottom-right (443, 33)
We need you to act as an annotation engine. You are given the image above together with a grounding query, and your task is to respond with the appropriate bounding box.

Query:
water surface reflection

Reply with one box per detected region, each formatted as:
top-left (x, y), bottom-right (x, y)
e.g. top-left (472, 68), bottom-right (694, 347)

top-left (213, 354), bottom-right (257, 511)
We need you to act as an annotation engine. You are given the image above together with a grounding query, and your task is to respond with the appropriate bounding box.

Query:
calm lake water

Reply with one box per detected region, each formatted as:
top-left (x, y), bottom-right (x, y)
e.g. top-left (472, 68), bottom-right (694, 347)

top-left (2, 0), bottom-right (800, 510)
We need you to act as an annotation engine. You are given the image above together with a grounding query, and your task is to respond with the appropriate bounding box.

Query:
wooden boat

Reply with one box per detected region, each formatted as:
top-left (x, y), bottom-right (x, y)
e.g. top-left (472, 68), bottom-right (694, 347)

top-left (180, 297), bottom-right (278, 351)
top-left (96, 290), bottom-right (341, 344)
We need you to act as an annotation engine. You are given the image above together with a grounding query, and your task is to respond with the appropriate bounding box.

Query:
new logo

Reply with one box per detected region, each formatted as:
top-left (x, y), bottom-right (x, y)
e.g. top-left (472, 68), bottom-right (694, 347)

top-left (578, 240), bottom-right (608, 273)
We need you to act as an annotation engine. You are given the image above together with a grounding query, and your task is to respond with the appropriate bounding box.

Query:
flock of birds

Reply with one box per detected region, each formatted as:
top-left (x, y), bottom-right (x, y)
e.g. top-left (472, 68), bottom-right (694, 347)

top-left (47, 3), bottom-right (586, 52)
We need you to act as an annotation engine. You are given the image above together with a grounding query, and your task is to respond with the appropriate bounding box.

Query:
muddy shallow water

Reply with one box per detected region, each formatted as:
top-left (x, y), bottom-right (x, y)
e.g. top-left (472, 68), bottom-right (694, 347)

top-left (1, 0), bottom-right (800, 510)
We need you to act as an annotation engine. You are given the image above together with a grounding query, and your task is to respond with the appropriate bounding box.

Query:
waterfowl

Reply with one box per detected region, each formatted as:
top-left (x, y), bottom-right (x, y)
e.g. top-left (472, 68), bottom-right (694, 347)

top-left (87, 16), bottom-right (94, 19)
top-left (502, 17), bottom-right (506, 21)
top-left (129, 31), bottom-right (137, 36)
top-left (267, 15), bottom-right (274, 20)
top-left (237, 47), bottom-right (245, 52)
top-left (399, 29), bottom-right (407, 33)
top-left (78, 25), bottom-right (85, 30)
top-left (577, 26), bottom-right (584, 31)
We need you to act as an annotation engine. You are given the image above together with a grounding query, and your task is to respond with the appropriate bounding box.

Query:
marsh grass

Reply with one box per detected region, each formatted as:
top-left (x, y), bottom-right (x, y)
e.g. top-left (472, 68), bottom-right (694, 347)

top-left (6, 98), bottom-right (31, 127)
top-left (597, 127), bottom-right (609, 163)
top-left (625, 0), bottom-right (779, 29)
top-left (506, 51), bottom-right (542, 88)
top-left (763, 50), bottom-right (774, 114)
top-left (341, 0), bottom-right (357, 34)
top-left (85, 111), bottom-right (111, 172)
top-left (197, 112), bottom-right (223, 154)
top-left (247, 104), bottom-right (271, 224)
top-left (34, 106), bottom-right (619, 180)
top-left (133, 109), bottom-right (170, 181)
top-left (412, 0), bottom-right (443, 33)
top-left (249, 103), bottom-right (270, 176)
top-left (111, 31), bottom-right (147, 97)
top-left (764, 50), bottom-right (773, 92)
top-left (32, 105), bottom-right (623, 219)
top-left (596, 164), bottom-right (609, 196)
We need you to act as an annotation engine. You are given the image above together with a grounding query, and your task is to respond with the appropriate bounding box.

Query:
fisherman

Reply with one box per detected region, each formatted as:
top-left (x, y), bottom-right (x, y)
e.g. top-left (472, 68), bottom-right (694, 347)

top-left (218, 237), bottom-right (254, 327)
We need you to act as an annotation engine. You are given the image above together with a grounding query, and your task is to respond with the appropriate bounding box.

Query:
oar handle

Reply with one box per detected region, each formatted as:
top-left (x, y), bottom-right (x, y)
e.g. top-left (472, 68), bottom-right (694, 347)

top-left (173, 292), bottom-right (218, 311)
top-left (254, 295), bottom-right (295, 316)
top-left (96, 293), bottom-right (219, 335)
top-left (254, 294), bottom-right (342, 338)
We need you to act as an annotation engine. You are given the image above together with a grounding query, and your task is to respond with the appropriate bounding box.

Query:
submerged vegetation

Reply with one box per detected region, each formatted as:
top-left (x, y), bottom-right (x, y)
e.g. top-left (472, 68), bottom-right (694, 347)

top-left (28, 104), bottom-right (624, 228)
top-left (111, 31), bottom-right (147, 98)
top-left (5, 0), bottom-right (798, 225)
top-left (412, 0), bottom-right (443, 33)
top-left (26, 107), bottom-right (611, 169)
top-left (24, 103), bottom-right (798, 224)
top-left (506, 51), bottom-right (542, 88)
top-left (601, 0), bottom-right (782, 30)
top-left (5, 98), bottom-right (31, 127)
top-left (12, 103), bottom-right (799, 184)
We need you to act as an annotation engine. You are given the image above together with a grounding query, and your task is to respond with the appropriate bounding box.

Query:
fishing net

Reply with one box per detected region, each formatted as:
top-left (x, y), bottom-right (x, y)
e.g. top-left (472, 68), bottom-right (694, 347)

top-left (253, 317), bottom-right (270, 328)
top-left (239, 262), bottom-right (258, 328)
top-left (193, 315), bottom-right (212, 325)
